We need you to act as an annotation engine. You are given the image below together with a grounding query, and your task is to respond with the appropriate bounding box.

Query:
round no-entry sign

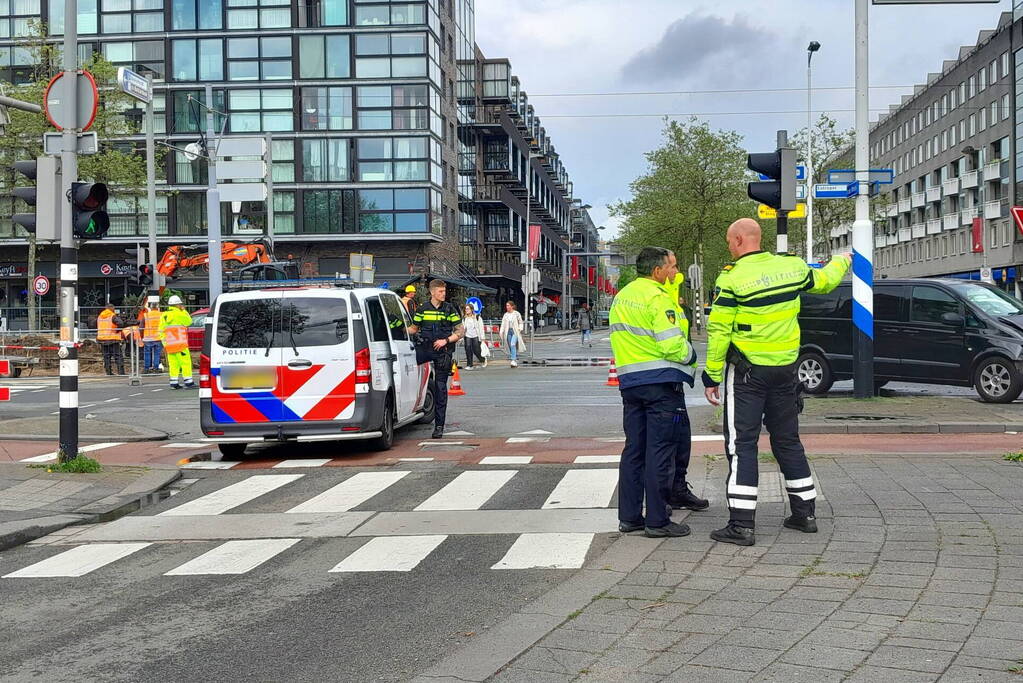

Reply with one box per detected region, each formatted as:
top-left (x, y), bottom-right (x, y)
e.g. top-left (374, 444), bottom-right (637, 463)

top-left (33, 274), bottom-right (49, 296)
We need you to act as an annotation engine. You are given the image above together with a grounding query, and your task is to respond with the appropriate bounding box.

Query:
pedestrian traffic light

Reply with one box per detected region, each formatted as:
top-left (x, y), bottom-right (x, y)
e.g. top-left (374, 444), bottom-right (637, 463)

top-left (10, 157), bottom-right (61, 240)
top-left (71, 181), bottom-right (109, 239)
top-left (747, 147), bottom-right (796, 211)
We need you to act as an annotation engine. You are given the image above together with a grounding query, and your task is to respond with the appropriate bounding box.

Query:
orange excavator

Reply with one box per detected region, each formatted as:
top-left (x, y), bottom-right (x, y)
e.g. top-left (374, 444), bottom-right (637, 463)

top-left (157, 238), bottom-right (273, 280)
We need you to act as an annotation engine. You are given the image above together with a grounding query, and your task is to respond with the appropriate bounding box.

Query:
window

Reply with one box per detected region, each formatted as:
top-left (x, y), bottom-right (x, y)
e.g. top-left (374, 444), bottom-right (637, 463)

top-left (302, 189), bottom-right (347, 233)
top-left (357, 136), bottom-right (428, 181)
top-left (299, 34), bottom-right (350, 78)
top-left (1001, 51), bottom-right (1010, 79)
top-left (942, 130), bottom-right (948, 152)
top-left (217, 299), bottom-right (283, 348)
top-left (875, 289), bottom-right (902, 321)
top-left (358, 188), bottom-right (428, 233)
top-left (285, 298), bottom-right (349, 346)
top-left (968, 114), bottom-right (976, 137)
top-left (173, 89), bottom-right (226, 134)
top-left (320, 0), bottom-right (347, 25)
top-left (978, 68), bottom-right (986, 92)
top-left (355, 84), bottom-right (429, 131)
top-left (101, 40), bottom-right (164, 80)
top-left (301, 139), bottom-right (349, 182)
top-left (354, 32), bottom-right (427, 78)
top-left (990, 59), bottom-right (997, 84)
top-left (355, 1), bottom-right (426, 26)
top-left (1002, 94), bottom-right (1010, 121)
top-left (228, 88), bottom-right (293, 132)
top-left (301, 86), bottom-right (353, 130)
top-left (172, 38), bottom-right (223, 81)
top-left (228, 36), bottom-right (292, 81)
top-left (380, 294), bottom-right (409, 340)
top-left (365, 298), bottom-right (391, 342)
top-left (227, 0), bottom-right (289, 29)
top-left (172, 0), bottom-right (222, 29)
top-left (979, 107), bottom-right (986, 133)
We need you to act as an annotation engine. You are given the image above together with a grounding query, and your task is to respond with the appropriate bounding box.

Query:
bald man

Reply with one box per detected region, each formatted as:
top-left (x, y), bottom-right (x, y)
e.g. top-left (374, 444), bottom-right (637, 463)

top-left (702, 218), bottom-right (851, 546)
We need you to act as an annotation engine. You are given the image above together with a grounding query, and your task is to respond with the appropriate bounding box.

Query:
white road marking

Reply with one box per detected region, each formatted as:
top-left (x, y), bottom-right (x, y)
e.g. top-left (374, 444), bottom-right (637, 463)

top-left (595, 437), bottom-right (626, 443)
top-left (574, 455), bottom-right (620, 464)
top-left (542, 469), bottom-right (618, 509)
top-left (151, 389), bottom-right (163, 392)
top-left (418, 441), bottom-right (464, 446)
top-left (180, 460), bottom-right (240, 470)
top-left (492, 533), bottom-right (594, 570)
top-left (286, 471), bottom-right (409, 514)
top-left (130, 393), bottom-right (143, 397)
top-left (692, 435), bottom-right (726, 442)
top-left (3, 543), bottom-right (151, 578)
top-left (505, 437), bottom-right (549, 444)
top-left (0, 385), bottom-right (46, 390)
top-left (443, 430), bottom-right (474, 436)
top-left (164, 539), bottom-right (300, 576)
top-left (399, 457), bottom-right (434, 462)
top-left (329, 535), bottom-right (446, 573)
top-left (479, 456), bottom-right (533, 465)
top-left (32, 389), bottom-right (45, 393)
top-left (272, 459), bottom-right (332, 468)
top-left (104, 398), bottom-right (120, 403)
top-left (161, 442), bottom-right (207, 448)
top-left (518, 429), bottom-right (553, 435)
top-left (160, 474), bottom-right (303, 516)
top-left (415, 470), bottom-right (517, 511)
top-left (19, 442), bottom-right (125, 463)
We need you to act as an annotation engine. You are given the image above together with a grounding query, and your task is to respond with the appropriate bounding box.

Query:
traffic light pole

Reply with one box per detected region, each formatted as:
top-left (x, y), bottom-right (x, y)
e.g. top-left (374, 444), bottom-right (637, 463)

top-left (58, 0), bottom-right (79, 461)
top-left (145, 73), bottom-right (158, 295)
top-left (205, 83), bottom-right (224, 302)
top-left (776, 130), bottom-right (790, 254)
top-left (852, 0), bottom-right (875, 398)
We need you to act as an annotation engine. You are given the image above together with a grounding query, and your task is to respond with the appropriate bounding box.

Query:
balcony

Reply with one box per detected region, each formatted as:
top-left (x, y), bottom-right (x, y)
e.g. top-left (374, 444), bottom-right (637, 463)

top-left (926, 218), bottom-right (941, 234)
top-left (484, 224), bottom-right (514, 247)
top-left (960, 169), bottom-right (979, 189)
top-left (961, 206), bottom-right (979, 225)
top-left (898, 198), bottom-right (911, 213)
top-left (984, 200), bottom-right (1003, 220)
top-left (942, 177), bottom-right (960, 196)
top-left (911, 192), bottom-right (926, 208)
top-left (472, 106), bottom-right (506, 133)
top-left (458, 224), bottom-right (479, 245)
top-left (898, 227), bottom-right (912, 242)
top-left (885, 203), bottom-right (898, 217)
top-left (942, 212), bottom-right (959, 230)
top-left (982, 160), bottom-right (1001, 182)
top-left (926, 187), bottom-right (941, 203)
top-left (875, 235), bottom-right (887, 249)
top-left (911, 223), bottom-right (926, 239)
top-left (887, 233), bottom-right (900, 246)
top-left (472, 183), bottom-right (503, 204)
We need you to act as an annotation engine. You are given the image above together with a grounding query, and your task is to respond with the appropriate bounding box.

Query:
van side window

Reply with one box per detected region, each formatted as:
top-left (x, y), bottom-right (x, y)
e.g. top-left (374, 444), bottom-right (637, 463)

top-left (365, 298), bottom-right (391, 342)
top-left (380, 294), bottom-right (410, 341)
top-left (217, 299), bottom-right (282, 348)
top-left (911, 286), bottom-right (959, 324)
top-left (874, 290), bottom-right (903, 322)
top-left (801, 289), bottom-right (845, 317)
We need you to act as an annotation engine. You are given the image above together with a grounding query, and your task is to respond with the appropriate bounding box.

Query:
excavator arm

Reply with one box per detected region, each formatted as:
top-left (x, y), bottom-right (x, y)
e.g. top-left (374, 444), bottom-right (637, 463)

top-left (157, 240), bottom-right (273, 279)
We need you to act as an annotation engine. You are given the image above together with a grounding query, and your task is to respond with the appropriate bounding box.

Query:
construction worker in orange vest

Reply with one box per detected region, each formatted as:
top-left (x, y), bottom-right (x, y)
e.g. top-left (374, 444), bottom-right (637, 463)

top-left (96, 303), bottom-right (126, 376)
top-left (160, 295), bottom-right (194, 389)
top-left (140, 296), bottom-right (163, 375)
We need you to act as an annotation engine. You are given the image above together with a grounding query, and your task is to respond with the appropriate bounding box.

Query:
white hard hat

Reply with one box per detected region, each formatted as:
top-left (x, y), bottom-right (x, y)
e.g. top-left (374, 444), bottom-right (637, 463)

top-left (147, 295), bottom-right (160, 305)
top-left (167, 295), bottom-right (183, 306)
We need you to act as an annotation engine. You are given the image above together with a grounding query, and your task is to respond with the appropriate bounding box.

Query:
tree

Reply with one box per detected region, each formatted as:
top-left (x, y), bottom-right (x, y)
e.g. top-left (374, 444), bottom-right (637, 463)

top-left (615, 264), bottom-right (637, 290)
top-left (0, 21), bottom-right (153, 330)
top-left (610, 117), bottom-right (750, 305)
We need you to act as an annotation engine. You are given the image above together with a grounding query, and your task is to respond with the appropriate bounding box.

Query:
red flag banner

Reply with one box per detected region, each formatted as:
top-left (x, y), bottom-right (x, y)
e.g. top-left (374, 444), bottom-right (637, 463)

top-left (527, 224), bottom-right (541, 260)
top-left (588, 266), bottom-right (596, 286)
top-left (972, 217), bottom-right (984, 253)
top-left (571, 256), bottom-right (580, 279)
top-left (597, 275), bottom-right (604, 291)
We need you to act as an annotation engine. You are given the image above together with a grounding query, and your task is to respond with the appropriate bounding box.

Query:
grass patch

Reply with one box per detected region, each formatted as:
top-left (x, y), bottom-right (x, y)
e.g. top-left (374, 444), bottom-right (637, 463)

top-left (799, 556), bottom-right (867, 579)
top-left (47, 455), bottom-right (102, 474)
top-left (1008, 659), bottom-right (1023, 674)
top-left (799, 557), bottom-right (823, 578)
top-left (1003, 452), bottom-right (1023, 462)
top-left (758, 452), bottom-right (775, 462)
top-left (565, 609), bottom-right (582, 621)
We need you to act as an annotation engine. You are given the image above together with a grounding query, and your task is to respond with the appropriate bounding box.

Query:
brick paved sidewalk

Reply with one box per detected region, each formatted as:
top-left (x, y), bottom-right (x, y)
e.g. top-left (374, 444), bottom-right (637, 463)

top-left (489, 454), bottom-right (1023, 682)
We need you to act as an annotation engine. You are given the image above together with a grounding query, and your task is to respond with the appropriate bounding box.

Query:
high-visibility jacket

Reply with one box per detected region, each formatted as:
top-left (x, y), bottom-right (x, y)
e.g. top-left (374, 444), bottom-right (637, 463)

top-left (142, 308), bottom-right (162, 342)
top-left (124, 325), bottom-right (143, 346)
top-left (609, 277), bottom-right (697, 389)
top-left (704, 251), bottom-right (851, 384)
top-left (160, 307), bottom-right (193, 353)
top-left (96, 310), bottom-right (121, 341)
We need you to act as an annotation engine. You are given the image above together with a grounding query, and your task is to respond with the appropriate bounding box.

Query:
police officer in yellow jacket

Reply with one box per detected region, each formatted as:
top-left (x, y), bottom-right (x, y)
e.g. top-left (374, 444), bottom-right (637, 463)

top-left (702, 219), bottom-right (850, 546)
top-left (610, 247), bottom-right (702, 538)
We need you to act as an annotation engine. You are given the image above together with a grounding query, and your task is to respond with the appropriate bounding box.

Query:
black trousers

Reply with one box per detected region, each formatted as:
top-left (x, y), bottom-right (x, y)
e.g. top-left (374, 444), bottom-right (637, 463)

top-left (432, 353), bottom-right (452, 428)
top-left (101, 342), bottom-right (124, 374)
top-left (619, 382), bottom-right (691, 529)
top-left (722, 362), bottom-right (816, 528)
top-left (463, 337), bottom-right (485, 367)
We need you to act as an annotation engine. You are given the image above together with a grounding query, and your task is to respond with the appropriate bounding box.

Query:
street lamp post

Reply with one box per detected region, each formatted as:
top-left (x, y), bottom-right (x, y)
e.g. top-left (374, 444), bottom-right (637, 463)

top-left (807, 40), bottom-right (821, 263)
top-left (564, 203), bottom-right (591, 330)
top-left (524, 151), bottom-right (542, 359)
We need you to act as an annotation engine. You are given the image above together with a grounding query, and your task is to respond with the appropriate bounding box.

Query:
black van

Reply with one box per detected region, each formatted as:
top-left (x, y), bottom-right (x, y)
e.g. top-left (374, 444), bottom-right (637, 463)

top-left (797, 278), bottom-right (1023, 403)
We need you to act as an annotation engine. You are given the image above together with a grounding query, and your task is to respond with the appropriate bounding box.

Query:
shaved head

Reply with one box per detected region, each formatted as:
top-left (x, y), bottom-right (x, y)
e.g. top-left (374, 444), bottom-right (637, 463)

top-left (726, 218), bottom-right (763, 259)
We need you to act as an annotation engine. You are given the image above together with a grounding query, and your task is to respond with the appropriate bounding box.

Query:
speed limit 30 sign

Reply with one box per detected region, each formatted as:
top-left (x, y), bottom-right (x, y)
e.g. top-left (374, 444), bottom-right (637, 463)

top-left (33, 275), bottom-right (50, 296)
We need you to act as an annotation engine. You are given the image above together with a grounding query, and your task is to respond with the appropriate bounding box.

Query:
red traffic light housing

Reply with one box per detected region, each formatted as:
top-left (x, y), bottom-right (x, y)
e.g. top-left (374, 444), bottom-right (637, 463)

top-left (71, 182), bottom-right (109, 239)
top-left (747, 148), bottom-right (796, 211)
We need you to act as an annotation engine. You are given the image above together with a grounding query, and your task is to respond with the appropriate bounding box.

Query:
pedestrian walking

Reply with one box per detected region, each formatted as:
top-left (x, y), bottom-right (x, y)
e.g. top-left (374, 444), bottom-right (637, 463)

top-left (499, 301), bottom-right (525, 368)
top-left (139, 296), bottom-right (163, 374)
top-left (702, 218), bottom-right (851, 546)
top-left (579, 304), bottom-right (593, 347)
top-left (461, 304), bottom-right (487, 370)
top-left (610, 246), bottom-right (702, 539)
top-left (96, 303), bottom-right (126, 376)
top-left (402, 284), bottom-right (418, 317)
top-left (160, 295), bottom-right (195, 389)
top-left (411, 280), bottom-right (465, 438)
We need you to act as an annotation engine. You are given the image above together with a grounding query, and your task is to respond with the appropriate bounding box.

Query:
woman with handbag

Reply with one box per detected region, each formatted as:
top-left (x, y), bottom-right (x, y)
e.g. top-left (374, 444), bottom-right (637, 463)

top-left (499, 301), bottom-right (525, 368)
top-left (462, 303), bottom-right (487, 369)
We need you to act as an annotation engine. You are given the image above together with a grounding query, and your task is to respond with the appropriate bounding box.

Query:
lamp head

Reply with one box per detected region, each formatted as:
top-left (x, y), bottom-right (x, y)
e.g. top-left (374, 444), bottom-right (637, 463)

top-left (808, 41), bottom-right (821, 53)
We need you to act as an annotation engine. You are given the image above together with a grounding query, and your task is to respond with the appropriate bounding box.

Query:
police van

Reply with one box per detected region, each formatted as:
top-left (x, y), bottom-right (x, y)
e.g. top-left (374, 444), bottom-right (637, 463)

top-left (199, 283), bottom-right (434, 457)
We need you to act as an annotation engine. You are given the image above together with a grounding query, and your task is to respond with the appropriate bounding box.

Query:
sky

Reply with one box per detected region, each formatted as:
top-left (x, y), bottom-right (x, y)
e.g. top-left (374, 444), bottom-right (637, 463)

top-left (474, 0), bottom-right (1016, 238)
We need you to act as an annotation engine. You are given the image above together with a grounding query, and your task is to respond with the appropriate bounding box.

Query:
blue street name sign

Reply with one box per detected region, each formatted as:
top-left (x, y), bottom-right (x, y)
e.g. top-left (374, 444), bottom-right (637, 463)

top-left (814, 183), bottom-right (850, 199)
top-left (467, 296), bottom-right (483, 314)
top-left (759, 164), bottom-right (806, 182)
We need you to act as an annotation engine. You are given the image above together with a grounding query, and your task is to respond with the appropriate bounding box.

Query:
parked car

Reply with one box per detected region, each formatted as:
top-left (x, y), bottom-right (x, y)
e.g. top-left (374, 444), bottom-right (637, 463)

top-left (200, 285), bottom-right (434, 457)
top-left (187, 307), bottom-right (210, 353)
top-left (798, 278), bottom-right (1023, 403)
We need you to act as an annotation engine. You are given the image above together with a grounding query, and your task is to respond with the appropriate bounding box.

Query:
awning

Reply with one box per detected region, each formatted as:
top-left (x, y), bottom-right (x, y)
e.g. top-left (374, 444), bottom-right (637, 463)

top-left (398, 273), bottom-right (497, 294)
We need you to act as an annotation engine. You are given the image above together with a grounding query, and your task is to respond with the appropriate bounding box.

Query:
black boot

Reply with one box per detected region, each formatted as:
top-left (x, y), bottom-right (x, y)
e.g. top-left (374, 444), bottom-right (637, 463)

top-left (783, 515), bottom-right (818, 533)
top-left (669, 483), bottom-right (709, 511)
top-left (645, 522), bottom-right (691, 538)
top-left (710, 524), bottom-right (755, 546)
top-left (431, 425), bottom-right (444, 439)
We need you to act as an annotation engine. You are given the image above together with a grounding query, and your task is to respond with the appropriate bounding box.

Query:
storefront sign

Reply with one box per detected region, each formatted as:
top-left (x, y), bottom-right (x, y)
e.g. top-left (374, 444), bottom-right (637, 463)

top-left (0, 263), bottom-right (57, 279)
top-left (80, 262), bottom-right (134, 278)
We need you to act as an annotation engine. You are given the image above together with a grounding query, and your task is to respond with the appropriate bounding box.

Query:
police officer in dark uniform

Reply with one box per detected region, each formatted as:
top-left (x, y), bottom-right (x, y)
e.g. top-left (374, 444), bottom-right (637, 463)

top-left (411, 279), bottom-right (465, 438)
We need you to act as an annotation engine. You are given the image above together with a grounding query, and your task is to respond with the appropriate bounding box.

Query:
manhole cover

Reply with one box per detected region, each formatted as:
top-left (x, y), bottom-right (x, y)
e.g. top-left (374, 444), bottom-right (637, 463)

top-left (822, 415), bottom-right (899, 421)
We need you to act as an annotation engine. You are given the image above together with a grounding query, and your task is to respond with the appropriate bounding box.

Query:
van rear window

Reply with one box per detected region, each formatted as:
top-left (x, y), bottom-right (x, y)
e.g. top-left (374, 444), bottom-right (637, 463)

top-left (217, 297), bottom-right (349, 348)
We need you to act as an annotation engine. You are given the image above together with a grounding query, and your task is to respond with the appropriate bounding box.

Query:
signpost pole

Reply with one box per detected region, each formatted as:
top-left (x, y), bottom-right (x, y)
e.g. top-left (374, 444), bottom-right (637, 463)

top-left (57, 0), bottom-right (79, 462)
top-left (852, 0), bottom-right (875, 398)
top-left (145, 73), bottom-right (158, 294)
top-left (776, 130), bottom-right (790, 254)
top-left (205, 84), bottom-right (223, 302)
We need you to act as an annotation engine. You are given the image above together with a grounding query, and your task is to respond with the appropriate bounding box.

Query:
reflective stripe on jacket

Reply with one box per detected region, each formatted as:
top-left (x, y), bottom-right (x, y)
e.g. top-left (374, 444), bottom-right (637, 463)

top-left (609, 277), bottom-right (696, 389)
top-left (96, 310), bottom-right (120, 341)
top-left (142, 309), bottom-right (162, 342)
top-left (160, 307), bottom-right (192, 353)
top-left (704, 251), bottom-right (851, 383)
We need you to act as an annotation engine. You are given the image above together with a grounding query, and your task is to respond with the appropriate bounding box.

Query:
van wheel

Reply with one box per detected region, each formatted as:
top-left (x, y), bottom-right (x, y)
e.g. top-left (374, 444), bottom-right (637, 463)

top-left (797, 352), bottom-right (833, 394)
top-left (417, 381), bottom-right (436, 425)
top-left (370, 395), bottom-right (395, 451)
top-left (218, 443), bottom-right (247, 459)
top-left (973, 357), bottom-right (1023, 403)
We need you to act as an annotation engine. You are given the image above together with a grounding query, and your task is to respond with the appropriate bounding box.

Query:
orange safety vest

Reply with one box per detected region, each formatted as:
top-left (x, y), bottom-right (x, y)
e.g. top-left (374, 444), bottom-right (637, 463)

top-left (97, 310), bottom-right (120, 341)
top-left (142, 309), bottom-right (162, 342)
top-left (123, 325), bottom-right (143, 346)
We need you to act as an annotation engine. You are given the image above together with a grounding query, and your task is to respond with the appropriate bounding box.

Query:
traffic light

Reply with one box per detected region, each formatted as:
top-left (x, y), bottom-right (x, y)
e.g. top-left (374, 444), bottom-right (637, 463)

top-left (125, 247), bottom-right (152, 287)
top-left (71, 181), bottom-right (109, 239)
top-left (10, 156), bottom-right (61, 240)
top-left (747, 147), bottom-right (796, 211)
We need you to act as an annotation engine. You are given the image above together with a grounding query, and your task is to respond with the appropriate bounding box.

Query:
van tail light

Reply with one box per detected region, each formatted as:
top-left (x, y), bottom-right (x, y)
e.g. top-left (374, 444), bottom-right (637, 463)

top-left (355, 347), bottom-right (372, 386)
top-left (199, 353), bottom-right (211, 389)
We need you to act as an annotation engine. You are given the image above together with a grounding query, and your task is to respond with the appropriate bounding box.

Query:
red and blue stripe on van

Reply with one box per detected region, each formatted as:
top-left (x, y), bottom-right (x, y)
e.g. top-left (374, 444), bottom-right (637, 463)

top-left (209, 365), bottom-right (357, 423)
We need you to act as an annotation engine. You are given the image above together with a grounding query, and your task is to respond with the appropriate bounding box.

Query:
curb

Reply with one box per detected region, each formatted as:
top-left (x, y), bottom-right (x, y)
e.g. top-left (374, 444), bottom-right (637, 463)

top-left (0, 466), bottom-right (181, 551)
top-left (0, 433), bottom-right (170, 442)
top-left (799, 422), bottom-right (1023, 434)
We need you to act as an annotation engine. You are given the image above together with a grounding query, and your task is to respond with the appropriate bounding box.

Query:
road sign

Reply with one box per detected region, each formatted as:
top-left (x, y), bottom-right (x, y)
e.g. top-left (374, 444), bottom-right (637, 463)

top-left (686, 263), bottom-right (702, 287)
top-left (0, 360), bottom-right (8, 374)
top-left (218, 160), bottom-right (266, 180)
top-left (758, 164), bottom-right (806, 182)
top-left (1011, 206), bottom-right (1023, 237)
top-left (116, 67), bottom-right (152, 104)
top-left (467, 296), bottom-right (483, 314)
top-left (43, 70), bottom-right (99, 132)
top-left (796, 184), bottom-right (807, 200)
top-left (33, 274), bottom-right (49, 296)
top-left (216, 183), bottom-right (267, 202)
top-left (0, 387), bottom-right (8, 401)
top-left (814, 183), bottom-right (850, 199)
top-left (827, 169), bottom-right (894, 185)
top-left (43, 131), bottom-right (98, 156)
top-left (535, 302), bottom-right (549, 315)
top-left (758, 203), bottom-right (807, 220)
top-left (216, 136), bottom-right (266, 158)
top-left (980, 266), bottom-right (994, 283)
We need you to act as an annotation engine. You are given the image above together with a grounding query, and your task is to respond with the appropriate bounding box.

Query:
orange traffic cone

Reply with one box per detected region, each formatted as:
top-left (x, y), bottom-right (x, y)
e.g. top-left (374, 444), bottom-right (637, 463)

top-left (606, 358), bottom-right (620, 387)
top-left (449, 361), bottom-right (467, 396)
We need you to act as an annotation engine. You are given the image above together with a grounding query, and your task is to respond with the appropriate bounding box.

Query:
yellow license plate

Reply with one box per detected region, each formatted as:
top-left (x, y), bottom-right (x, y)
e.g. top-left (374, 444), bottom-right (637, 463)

top-left (221, 366), bottom-right (277, 390)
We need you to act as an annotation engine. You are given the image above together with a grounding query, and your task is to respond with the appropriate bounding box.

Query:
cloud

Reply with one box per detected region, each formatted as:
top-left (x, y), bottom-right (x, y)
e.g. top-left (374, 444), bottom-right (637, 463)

top-left (620, 14), bottom-right (769, 85)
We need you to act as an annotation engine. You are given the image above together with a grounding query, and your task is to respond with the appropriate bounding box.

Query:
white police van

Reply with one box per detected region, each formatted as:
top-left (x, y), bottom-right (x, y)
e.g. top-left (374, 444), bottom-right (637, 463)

top-left (199, 283), bottom-right (434, 457)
